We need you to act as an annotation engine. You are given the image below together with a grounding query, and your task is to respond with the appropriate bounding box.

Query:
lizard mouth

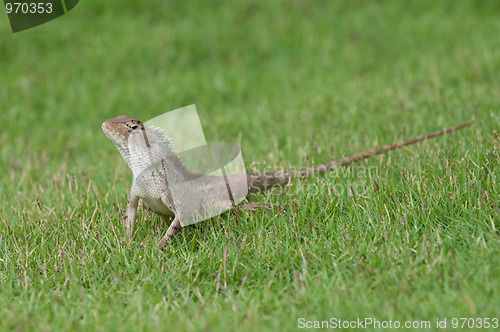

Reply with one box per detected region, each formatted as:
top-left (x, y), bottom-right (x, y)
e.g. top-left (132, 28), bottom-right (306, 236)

top-left (102, 122), bottom-right (126, 145)
top-left (101, 122), bottom-right (113, 138)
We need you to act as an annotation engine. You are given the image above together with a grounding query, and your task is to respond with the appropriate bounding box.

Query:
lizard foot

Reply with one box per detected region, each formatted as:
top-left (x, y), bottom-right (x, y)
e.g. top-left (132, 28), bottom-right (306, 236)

top-left (158, 217), bottom-right (181, 249)
top-left (157, 238), bottom-right (171, 250)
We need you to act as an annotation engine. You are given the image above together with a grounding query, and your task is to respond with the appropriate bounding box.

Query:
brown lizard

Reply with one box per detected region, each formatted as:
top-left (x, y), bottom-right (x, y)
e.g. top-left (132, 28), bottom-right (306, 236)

top-left (102, 116), bottom-right (473, 248)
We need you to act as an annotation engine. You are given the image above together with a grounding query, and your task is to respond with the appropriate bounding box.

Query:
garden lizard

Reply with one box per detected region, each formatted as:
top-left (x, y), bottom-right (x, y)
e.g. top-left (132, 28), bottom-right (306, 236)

top-left (102, 115), bottom-right (473, 248)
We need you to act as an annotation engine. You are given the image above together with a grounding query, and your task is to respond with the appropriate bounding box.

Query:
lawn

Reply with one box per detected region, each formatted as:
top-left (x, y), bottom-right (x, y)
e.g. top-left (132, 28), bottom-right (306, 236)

top-left (0, 0), bottom-right (499, 331)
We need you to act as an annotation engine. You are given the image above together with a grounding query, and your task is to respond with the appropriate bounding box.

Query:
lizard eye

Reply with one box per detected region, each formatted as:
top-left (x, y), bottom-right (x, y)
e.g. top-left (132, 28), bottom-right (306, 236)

top-left (130, 124), bottom-right (139, 130)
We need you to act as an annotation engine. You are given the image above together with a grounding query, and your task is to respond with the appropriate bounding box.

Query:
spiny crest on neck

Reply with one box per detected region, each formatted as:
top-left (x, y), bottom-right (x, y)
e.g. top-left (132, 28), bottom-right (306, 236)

top-left (146, 125), bottom-right (175, 151)
top-left (127, 124), bottom-right (177, 178)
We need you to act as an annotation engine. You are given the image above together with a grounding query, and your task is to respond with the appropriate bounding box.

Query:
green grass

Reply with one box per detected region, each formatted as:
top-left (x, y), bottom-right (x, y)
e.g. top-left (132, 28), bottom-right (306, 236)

top-left (1, 0), bottom-right (499, 330)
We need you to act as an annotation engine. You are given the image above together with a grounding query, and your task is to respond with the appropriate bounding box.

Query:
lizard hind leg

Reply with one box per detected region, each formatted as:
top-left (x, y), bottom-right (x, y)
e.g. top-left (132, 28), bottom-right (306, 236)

top-left (158, 215), bottom-right (182, 249)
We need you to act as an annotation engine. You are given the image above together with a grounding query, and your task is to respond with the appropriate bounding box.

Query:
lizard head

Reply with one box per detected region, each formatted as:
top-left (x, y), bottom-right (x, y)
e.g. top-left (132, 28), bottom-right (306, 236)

top-left (102, 115), bottom-right (142, 142)
top-left (102, 115), bottom-right (174, 176)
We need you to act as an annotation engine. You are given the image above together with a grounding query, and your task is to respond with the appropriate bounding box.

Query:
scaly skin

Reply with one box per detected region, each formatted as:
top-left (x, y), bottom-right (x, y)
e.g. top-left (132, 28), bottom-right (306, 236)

top-left (102, 115), bottom-right (473, 249)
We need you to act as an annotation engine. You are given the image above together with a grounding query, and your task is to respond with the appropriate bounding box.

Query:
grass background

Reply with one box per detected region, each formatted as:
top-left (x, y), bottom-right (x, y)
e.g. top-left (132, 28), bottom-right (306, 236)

top-left (0, 0), bottom-right (499, 330)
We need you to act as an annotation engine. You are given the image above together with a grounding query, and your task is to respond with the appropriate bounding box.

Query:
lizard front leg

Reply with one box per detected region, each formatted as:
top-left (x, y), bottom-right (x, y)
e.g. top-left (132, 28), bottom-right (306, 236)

top-left (125, 191), bottom-right (140, 243)
top-left (158, 215), bottom-right (181, 249)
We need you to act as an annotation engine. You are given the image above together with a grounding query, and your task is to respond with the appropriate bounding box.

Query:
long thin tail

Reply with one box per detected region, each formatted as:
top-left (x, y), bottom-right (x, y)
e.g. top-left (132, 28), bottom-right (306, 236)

top-left (247, 120), bottom-right (474, 193)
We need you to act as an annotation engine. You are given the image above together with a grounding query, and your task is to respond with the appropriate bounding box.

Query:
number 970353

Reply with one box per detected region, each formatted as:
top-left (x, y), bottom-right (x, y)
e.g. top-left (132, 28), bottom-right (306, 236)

top-left (5, 2), bottom-right (53, 14)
